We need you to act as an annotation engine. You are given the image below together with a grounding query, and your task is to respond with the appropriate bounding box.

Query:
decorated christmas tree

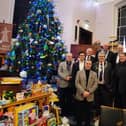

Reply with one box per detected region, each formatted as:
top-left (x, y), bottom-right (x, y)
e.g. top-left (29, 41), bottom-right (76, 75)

top-left (5, 0), bottom-right (67, 83)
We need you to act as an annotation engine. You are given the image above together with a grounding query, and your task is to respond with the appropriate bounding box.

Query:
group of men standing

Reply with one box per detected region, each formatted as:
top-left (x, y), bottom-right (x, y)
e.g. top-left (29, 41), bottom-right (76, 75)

top-left (57, 43), bottom-right (126, 126)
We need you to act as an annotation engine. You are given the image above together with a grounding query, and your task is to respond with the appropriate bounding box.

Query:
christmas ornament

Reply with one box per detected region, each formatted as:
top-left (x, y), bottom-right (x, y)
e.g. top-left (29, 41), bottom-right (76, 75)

top-left (20, 70), bottom-right (27, 78)
top-left (37, 9), bottom-right (42, 14)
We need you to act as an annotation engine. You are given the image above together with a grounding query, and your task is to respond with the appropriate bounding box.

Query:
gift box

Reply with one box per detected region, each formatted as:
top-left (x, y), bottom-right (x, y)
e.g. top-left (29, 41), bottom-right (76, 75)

top-left (14, 103), bottom-right (38, 126)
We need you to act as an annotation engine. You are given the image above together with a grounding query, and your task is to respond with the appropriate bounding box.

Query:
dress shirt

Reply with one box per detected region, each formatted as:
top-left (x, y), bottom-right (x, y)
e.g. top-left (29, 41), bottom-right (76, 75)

top-left (79, 61), bottom-right (84, 70)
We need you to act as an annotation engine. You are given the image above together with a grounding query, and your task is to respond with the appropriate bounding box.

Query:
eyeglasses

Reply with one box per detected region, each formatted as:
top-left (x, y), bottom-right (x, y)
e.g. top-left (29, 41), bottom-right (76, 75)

top-left (99, 56), bottom-right (105, 57)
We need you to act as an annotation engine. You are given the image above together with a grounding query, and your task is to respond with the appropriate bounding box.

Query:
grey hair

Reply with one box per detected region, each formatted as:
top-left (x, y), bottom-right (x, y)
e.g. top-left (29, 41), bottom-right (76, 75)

top-left (98, 51), bottom-right (105, 57)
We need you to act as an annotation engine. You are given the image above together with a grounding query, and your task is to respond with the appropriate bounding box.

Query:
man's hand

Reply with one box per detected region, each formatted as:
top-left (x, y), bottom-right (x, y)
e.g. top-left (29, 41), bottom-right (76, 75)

top-left (66, 76), bottom-right (72, 81)
top-left (83, 90), bottom-right (90, 98)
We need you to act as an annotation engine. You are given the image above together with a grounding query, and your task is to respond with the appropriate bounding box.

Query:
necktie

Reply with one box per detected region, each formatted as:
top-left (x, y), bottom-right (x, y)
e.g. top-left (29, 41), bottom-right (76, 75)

top-left (67, 61), bottom-right (71, 71)
top-left (99, 64), bottom-right (103, 81)
top-left (88, 56), bottom-right (90, 60)
top-left (86, 56), bottom-right (90, 61)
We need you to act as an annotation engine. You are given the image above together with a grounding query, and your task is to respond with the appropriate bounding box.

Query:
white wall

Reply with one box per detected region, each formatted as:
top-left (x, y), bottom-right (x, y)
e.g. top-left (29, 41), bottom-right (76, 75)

top-left (1, 0), bottom-right (125, 51)
top-left (0, 0), bottom-right (97, 51)
top-left (0, 0), bottom-right (15, 23)
top-left (95, 2), bottom-right (114, 43)
top-left (72, 0), bottom-right (96, 40)
top-left (54, 0), bottom-right (75, 52)
top-left (54, 0), bottom-right (96, 51)
top-left (95, 0), bottom-right (126, 44)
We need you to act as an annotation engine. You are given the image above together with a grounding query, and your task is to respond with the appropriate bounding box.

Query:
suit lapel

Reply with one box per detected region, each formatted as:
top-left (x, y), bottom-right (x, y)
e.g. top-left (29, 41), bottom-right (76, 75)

top-left (87, 71), bottom-right (92, 88)
top-left (65, 61), bottom-right (73, 73)
top-left (77, 62), bottom-right (79, 70)
top-left (104, 61), bottom-right (108, 70)
top-left (81, 70), bottom-right (86, 88)
top-left (64, 62), bottom-right (67, 71)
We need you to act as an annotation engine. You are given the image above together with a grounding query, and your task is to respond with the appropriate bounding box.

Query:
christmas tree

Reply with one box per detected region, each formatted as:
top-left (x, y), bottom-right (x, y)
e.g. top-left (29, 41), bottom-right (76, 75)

top-left (5, 0), bottom-right (67, 83)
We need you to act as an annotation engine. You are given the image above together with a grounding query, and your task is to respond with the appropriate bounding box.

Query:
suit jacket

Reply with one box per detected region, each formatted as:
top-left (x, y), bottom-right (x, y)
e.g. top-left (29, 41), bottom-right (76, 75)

top-left (92, 61), bottom-right (112, 89)
top-left (90, 56), bottom-right (96, 64)
top-left (113, 52), bottom-right (120, 64)
top-left (58, 61), bottom-right (74, 88)
top-left (106, 51), bottom-right (115, 65)
top-left (72, 61), bottom-right (84, 83)
top-left (75, 70), bottom-right (98, 102)
top-left (71, 61), bottom-right (85, 94)
top-left (85, 55), bottom-right (96, 64)
top-left (112, 61), bottom-right (126, 94)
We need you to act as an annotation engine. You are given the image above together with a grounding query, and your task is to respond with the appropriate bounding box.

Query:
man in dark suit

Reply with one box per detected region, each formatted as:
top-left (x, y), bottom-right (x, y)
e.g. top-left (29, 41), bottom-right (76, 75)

top-left (113, 44), bottom-right (123, 65)
top-left (112, 52), bottom-right (126, 108)
top-left (92, 51), bottom-right (113, 116)
top-left (75, 60), bottom-right (98, 126)
top-left (71, 51), bottom-right (85, 95)
top-left (95, 43), bottom-right (115, 66)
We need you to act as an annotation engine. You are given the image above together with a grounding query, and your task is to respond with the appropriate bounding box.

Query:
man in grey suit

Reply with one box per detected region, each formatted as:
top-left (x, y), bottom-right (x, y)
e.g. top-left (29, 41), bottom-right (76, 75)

top-left (57, 53), bottom-right (74, 116)
top-left (75, 60), bottom-right (98, 126)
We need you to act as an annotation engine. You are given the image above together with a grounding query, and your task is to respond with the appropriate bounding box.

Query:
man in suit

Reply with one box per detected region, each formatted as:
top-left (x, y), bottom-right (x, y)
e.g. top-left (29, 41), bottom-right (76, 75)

top-left (71, 51), bottom-right (85, 95)
top-left (75, 60), bottom-right (98, 126)
top-left (85, 48), bottom-right (96, 63)
top-left (111, 52), bottom-right (126, 126)
top-left (95, 43), bottom-right (115, 66)
top-left (112, 52), bottom-right (126, 108)
top-left (114, 44), bottom-right (123, 65)
top-left (92, 51), bottom-right (113, 116)
top-left (57, 53), bottom-right (74, 116)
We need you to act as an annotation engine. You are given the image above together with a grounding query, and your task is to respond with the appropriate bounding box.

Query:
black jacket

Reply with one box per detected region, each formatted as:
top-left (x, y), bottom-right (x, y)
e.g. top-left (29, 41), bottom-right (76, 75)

top-left (112, 61), bottom-right (126, 94)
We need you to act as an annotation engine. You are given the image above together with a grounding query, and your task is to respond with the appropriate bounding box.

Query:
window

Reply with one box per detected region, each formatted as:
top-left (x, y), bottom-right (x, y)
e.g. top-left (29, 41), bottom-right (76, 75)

top-left (79, 27), bottom-right (92, 44)
top-left (117, 5), bottom-right (126, 43)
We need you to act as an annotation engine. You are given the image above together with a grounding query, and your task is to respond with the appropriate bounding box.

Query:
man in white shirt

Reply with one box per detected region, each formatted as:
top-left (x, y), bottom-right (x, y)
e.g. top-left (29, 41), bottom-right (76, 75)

top-left (92, 51), bottom-right (113, 116)
top-left (85, 48), bottom-right (95, 63)
top-left (72, 51), bottom-right (85, 95)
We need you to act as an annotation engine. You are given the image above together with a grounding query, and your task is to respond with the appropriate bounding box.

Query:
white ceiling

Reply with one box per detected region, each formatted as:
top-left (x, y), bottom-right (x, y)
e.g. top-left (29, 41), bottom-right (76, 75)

top-left (96, 0), bottom-right (114, 4)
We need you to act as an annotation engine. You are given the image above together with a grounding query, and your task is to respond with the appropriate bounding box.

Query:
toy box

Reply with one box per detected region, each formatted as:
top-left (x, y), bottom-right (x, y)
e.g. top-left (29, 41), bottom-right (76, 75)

top-left (14, 103), bottom-right (38, 126)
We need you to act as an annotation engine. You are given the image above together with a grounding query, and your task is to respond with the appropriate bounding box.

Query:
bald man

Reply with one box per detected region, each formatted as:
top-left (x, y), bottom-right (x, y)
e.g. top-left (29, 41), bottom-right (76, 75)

top-left (85, 48), bottom-right (95, 63)
top-left (58, 53), bottom-right (74, 116)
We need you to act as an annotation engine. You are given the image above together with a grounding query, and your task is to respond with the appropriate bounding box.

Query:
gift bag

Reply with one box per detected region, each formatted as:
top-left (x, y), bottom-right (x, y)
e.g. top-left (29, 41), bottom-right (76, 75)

top-left (99, 105), bottom-right (126, 126)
